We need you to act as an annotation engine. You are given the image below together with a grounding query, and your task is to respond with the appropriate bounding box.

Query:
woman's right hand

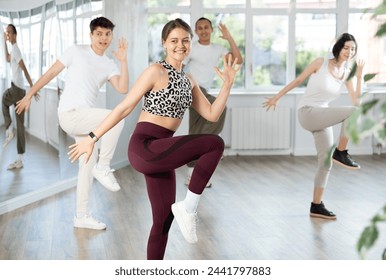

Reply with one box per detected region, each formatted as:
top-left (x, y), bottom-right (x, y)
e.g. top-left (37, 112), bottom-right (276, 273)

top-left (68, 137), bottom-right (96, 164)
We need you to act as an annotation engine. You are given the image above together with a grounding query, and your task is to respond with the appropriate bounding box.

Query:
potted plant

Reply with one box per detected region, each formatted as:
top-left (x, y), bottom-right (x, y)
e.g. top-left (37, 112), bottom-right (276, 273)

top-left (346, 1), bottom-right (386, 260)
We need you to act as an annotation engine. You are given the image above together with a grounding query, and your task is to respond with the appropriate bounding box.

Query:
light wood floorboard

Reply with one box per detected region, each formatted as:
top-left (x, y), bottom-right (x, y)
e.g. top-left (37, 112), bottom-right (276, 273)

top-left (0, 154), bottom-right (385, 260)
top-left (0, 125), bottom-right (62, 202)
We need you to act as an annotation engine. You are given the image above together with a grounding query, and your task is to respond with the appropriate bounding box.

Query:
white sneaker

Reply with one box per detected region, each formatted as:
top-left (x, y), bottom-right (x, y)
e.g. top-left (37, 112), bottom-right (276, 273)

top-left (184, 176), bottom-right (212, 188)
top-left (92, 166), bottom-right (121, 192)
top-left (7, 159), bottom-right (23, 170)
top-left (3, 129), bottom-right (14, 148)
top-left (73, 214), bottom-right (106, 230)
top-left (172, 201), bottom-right (198, 244)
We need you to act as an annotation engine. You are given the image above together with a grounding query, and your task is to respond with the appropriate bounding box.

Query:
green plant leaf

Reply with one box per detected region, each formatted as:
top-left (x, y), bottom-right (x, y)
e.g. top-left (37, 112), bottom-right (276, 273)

top-left (382, 249), bottom-right (386, 260)
top-left (347, 109), bottom-right (362, 144)
top-left (360, 99), bottom-right (379, 115)
top-left (372, 214), bottom-right (386, 223)
top-left (357, 225), bottom-right (379, 257)
top-left (364, 73), bottom-right (377, 82)
top-left (375, 23), bottom-right (386, 37)
top-left (375, 126), bottom-right (386, 142)
top-left (360, 118), bottom-right (377, 134)
top-left (373, 3), bottom-right (386, 16)
top-left (357, 225), bottom-right (378, 251)
top-left (380, 99), bottom-right (386, 117)
top-left (324, 145), bottom-right (336, 167)
top-left (346, 62), bottom-right (357, 81)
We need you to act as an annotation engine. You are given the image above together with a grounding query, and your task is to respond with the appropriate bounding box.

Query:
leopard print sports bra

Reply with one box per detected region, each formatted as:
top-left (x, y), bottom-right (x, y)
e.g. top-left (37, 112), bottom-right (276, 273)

top-left (142, 60), bottom-right (192, 119)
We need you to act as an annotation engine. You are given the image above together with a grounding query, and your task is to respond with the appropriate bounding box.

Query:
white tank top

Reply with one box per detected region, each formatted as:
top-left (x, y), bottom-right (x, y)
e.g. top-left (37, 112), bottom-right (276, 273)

top-left (298, 58), bottom-right (347, 108)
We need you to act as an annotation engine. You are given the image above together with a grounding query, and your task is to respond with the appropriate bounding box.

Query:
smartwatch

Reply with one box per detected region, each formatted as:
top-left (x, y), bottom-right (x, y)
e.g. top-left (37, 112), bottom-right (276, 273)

top-left (89, 132), bottom-right (99, 142)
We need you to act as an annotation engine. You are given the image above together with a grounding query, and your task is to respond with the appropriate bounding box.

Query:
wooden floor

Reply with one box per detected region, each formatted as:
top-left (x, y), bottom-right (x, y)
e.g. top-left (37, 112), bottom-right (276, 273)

top-left (0, 125), bottom-right (58, 202)
top-left (0, 124), bottom-right (77, 203)
top-left (0, 153), bottom-right (385, 260)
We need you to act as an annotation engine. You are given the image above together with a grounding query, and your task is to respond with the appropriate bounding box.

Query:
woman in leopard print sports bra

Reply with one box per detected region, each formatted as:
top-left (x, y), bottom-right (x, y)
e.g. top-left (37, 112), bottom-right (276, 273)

top-left (68, 18), bottom-right (240, 259)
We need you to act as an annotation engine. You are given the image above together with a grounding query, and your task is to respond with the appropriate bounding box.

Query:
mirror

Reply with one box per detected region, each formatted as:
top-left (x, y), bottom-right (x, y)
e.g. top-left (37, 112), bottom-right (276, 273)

top-left (0, 77), bottom-right (77, 214)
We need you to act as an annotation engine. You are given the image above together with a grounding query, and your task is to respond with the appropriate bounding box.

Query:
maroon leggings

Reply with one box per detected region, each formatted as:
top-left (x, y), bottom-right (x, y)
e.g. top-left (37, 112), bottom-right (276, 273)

top-left (128, 122), bottom-right (224, 260)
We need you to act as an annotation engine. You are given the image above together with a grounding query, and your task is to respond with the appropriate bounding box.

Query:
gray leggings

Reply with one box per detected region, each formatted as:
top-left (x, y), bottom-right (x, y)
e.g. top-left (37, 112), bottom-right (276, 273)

top-left (298, 106), bottom-right (357, 188)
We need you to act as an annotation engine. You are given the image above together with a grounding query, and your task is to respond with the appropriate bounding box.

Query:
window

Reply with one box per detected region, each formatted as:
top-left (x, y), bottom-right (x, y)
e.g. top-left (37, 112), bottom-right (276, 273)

top-left (148, 0), bottom-right (386, 91)
top-left (348, 12), bottom-right (386, 84)
top-left (0, 12), bottom-right (11, 79)
top-left (203, 0), bottom-right (245, 8)
top-left (0, 0), bottom-right (103, 87)
top-left (252, 15), bottom-right (288, 87)
top-left (148, 0), bottom-right (190, 8)
top-left (295, 13), bottom-right (336, 85)
top-left (42, 3), bottom-right (59, 75)
top-left (147, 13), bottom-right (191, 63)
top-left (205, 13), bottom-right (245, 88)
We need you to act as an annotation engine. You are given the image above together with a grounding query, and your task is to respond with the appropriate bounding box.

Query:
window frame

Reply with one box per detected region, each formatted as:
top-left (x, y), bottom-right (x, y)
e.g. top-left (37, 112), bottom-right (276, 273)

top-left (148, 0), bottom-right (384, 92)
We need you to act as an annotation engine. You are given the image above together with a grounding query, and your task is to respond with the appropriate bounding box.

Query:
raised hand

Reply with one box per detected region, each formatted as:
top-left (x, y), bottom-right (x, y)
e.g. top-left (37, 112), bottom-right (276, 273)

top-left (356, 59), bottom-right (366, 79)
top-left (214, 54), bottom-right (240, 86)
top-left (112, 38), bottom-right (128, 62)
top-left (218, 23), bottom-right (232, 41)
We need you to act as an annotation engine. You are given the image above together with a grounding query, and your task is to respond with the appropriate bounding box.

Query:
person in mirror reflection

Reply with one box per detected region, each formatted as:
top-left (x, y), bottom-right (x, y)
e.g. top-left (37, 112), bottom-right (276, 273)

top-left (183, 17), bottom-right (243, 188)
top-left (15, 17), bottom-right (129, 231)
top-left (67, 18), bottom-right (240, 260)
top-left (2, 24), bottom-right (36, 170)
top-left (263, 33), bottom-right (365, 220)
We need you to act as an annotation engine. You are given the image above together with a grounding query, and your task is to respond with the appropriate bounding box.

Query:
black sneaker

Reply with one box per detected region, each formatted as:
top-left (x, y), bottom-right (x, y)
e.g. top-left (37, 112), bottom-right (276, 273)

top-left (310, 201), bottom-right (337, 220)
top-left (332, 148), bottom-right (360, 170)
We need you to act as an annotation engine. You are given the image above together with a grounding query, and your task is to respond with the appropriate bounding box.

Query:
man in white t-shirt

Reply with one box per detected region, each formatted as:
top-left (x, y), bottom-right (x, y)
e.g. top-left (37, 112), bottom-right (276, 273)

top-left (183, 17), bottom-right (243, 187)
top-left (2, 24), bottom-right (35, 170)
top-left (16, 17), bottom-right (129, 230)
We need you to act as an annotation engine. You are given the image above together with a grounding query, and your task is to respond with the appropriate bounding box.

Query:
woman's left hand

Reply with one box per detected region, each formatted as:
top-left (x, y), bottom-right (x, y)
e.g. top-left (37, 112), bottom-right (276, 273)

top-left (68, 137), bottom-right (96, 164)
top-left (215, 54), bottom-right (241, 86)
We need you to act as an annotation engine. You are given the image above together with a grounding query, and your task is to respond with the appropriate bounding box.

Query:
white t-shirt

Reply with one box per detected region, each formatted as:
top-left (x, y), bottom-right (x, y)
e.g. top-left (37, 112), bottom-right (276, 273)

top-left (183, 41), bottom-right (228, 89)
top-left (57, 45), bottom-right (120, 113)
top-left (10, 43), bottom-right (24, 88)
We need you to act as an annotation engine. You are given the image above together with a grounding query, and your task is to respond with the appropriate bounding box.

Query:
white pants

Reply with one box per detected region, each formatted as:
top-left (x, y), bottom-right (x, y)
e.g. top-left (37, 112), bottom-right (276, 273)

top-left (298, 105), bottom-right (357, 189)
top-left (58, 108), bottom-right (124, 217)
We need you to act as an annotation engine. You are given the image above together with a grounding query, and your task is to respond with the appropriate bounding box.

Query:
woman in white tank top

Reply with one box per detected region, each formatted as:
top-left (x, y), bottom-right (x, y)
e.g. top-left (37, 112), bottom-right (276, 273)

top-left (263, 33), bottom-right (365, 220)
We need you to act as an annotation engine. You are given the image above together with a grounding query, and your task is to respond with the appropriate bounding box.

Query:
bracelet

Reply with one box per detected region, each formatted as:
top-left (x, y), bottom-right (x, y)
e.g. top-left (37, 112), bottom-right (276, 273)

top-left (88, 132), bottom-right (99, 142)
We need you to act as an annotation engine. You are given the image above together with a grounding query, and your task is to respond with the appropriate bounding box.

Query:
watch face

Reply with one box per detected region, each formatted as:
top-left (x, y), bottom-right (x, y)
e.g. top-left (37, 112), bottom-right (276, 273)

top-left (89, 132), bottom-right (98, 141)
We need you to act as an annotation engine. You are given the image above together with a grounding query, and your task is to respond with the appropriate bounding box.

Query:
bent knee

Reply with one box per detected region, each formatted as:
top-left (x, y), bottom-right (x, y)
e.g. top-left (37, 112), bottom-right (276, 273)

top-left (209, 134), bottom-right (225, 152)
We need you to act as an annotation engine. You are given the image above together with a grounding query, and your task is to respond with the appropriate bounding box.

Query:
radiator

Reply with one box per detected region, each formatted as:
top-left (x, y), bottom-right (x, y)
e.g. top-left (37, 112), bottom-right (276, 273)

top-left (231, 107), bottom-right (291, 150)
